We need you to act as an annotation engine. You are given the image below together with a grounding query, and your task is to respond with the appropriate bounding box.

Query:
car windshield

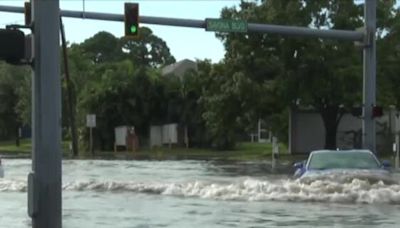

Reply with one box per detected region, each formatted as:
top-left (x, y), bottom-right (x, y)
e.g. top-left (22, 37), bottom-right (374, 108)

top-left (308, 151), bottom-right (380, 170)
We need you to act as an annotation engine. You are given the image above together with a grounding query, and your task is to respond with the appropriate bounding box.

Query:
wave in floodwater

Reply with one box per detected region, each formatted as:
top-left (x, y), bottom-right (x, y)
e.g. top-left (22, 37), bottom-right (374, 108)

top-left (2, 175), bottom-right (400, 204)
top-left (299, 169), bottom-right (399, 185)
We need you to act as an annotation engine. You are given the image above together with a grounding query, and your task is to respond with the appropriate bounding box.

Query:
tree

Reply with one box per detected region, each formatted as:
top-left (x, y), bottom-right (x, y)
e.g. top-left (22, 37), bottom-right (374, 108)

top-left (79, 31), bottom-right (123, 64)
top-left (64, 29), bottom-right (177, 151)
top-left (120, 27), bottom-right (176, 68)
top-left (377, 3), bottom-right (400, 108)
top-left (217, 0), bottom-right (394, 149)
top-left (77, 60), bottom-right (168, 150)
top-left (177, 67), bottom-right (210, 148)
top-left (0, 63), bottom-right (31, 145)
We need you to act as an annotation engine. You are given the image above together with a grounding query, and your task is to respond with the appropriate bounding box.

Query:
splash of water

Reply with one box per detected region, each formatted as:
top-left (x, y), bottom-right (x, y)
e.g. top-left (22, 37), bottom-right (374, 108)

top-left (2, 175), bottom-right (400, 204)
top-left (0, 179), bottom-right (26, 192)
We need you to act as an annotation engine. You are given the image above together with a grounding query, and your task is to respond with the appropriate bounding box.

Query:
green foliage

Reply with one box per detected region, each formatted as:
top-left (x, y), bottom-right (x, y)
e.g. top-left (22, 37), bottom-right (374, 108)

top-left (377, 6), bottom-right (400, 108)
top-left (120, 27), bottom-right (176, 68)
top-left (65, 28), bottom-right (180, 151)
top-left (79, 31), bottom-right (123, 63)
top-left (215, 0), bottom-right (395, 149)
top-left (0, 63), bottom-right (30, 140)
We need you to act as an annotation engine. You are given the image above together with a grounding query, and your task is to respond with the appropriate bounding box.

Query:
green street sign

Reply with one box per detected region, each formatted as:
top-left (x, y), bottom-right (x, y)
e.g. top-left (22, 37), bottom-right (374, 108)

top-left (206, 19), bottom-right (248, 33)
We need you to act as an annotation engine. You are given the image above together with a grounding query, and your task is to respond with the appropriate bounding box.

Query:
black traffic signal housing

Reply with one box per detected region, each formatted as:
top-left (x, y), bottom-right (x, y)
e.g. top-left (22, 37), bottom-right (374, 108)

top-left (124, 3), bottom-right (139, 38)
top-left (372, 106), bottom-right (383, 118)
top-left (0, 29), bottom-right (25, 64)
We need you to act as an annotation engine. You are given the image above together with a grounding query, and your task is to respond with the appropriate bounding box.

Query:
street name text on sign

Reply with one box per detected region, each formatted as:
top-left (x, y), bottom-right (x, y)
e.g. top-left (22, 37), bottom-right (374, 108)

top-left (205, 18), bottom-right (248, 33)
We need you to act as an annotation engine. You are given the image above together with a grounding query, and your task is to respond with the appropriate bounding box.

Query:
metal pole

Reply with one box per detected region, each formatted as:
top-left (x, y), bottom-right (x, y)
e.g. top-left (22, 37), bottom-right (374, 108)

top-left (363, 0), bottom-right (377, 153)
top-left (257, 119), bottom-right (261, 142)
top-left (396, 133), bottom-right (399, 169)
top-left (396, 113), bottom-right (399, 169)
top-left (90, 127), bottom-right (93, 156)
top-left (0, 5), bottom-right (364, 42)
top-left (29, 0), bottom-right (62, 227)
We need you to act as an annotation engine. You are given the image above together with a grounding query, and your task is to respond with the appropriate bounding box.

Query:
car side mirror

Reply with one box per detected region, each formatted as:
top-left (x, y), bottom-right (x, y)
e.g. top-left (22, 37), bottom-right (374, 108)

top-left (293, 161), bottom-right (304, 169)
top-left (381, 160), bottom-right (391, 169)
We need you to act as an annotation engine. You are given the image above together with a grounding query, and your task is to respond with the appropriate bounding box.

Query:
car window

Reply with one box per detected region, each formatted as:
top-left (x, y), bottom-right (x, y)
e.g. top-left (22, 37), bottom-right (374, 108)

top-left (308, 152), bottom-right (380, 170)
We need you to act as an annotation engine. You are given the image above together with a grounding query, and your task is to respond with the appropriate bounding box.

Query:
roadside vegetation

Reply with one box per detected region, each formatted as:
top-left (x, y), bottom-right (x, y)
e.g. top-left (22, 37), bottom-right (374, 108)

top-left (0, 140), bottom-right (288, 161)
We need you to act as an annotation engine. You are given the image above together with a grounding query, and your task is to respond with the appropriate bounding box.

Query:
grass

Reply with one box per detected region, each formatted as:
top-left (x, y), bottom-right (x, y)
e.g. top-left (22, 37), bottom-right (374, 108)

top-left (0, 139), bottom-right (70, 157)
top-left (96, 141), bottom-right (289, 161)
top-left (0, 139), bottom-right (32, 154)
top-left (0, 139), bottom-right (288, 161)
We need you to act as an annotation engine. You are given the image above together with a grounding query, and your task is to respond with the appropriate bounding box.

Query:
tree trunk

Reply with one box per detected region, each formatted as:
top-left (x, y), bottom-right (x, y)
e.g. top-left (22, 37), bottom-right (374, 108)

top-left (324, 123), bottom-right (338, 149)
top-left (320, 105), bottom-right (343, 150)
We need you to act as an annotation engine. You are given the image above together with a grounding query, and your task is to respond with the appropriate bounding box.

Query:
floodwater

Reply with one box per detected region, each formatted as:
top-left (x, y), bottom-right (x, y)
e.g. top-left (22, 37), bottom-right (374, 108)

top-left (1, 159), bottom-right (400, 228)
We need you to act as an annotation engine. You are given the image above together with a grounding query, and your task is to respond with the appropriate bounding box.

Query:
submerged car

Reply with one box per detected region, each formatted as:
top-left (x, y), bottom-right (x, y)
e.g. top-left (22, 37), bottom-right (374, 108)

top-left (293, 149), bottom-right (395, 184)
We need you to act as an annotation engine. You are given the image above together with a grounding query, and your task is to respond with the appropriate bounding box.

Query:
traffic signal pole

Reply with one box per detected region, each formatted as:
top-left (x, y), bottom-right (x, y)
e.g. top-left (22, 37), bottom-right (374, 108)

top-left (363, 0), bottom-right (377, 153)
top-left (29, 0), bottom-right (62, 227)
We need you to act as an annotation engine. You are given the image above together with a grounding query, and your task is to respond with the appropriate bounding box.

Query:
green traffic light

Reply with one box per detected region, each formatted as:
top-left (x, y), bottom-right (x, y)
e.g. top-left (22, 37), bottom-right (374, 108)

top-left (130, 25), bottom-right (137, 33)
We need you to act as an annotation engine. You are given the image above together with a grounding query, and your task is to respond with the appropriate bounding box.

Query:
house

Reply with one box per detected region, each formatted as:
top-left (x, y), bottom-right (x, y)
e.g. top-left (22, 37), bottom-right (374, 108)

top-left (161, 59), bottom-right (197, 79)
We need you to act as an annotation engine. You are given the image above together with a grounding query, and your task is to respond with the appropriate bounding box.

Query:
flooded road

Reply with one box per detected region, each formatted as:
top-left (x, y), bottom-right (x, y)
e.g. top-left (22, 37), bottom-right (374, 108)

top-left (1, 159), bottom-right (400, 227)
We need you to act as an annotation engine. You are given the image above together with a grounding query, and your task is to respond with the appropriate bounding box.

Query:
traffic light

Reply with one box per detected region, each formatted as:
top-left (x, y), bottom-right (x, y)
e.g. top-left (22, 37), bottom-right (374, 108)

top-left (124, 3), bottom-right (139, 38)
top-left (372, 106), bottom-right (383, 118)
top-left (0, 29), bottom-right (25, 64)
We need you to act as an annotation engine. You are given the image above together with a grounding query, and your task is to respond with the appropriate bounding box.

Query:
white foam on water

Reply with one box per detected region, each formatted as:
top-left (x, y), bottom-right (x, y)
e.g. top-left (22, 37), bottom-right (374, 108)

top-left (2, 174), bottom-right (400, 204)
top-left (299, 169), bottom-right (398, 185)
top-left (0, 179), bottom-right (27, 192)
top-left (160, 178), bottom-right (400, 204)
top-left (62, 180), bottom-right (167, 194)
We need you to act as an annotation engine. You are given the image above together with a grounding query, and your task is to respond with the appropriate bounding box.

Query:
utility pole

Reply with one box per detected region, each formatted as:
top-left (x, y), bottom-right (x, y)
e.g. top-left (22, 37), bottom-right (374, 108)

top-left (29, 0), bottom-right (62, 227)
top-left (60, 17), bottom-right (79, 157)
top-left (363, 0), bottom-right (377, 153)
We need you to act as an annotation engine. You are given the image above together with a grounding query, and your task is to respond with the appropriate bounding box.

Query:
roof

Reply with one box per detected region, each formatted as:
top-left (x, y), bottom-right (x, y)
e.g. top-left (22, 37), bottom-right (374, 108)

top-left (310, 149), bottom-right (374, 155)
top-left (161, 59), bottom-right (197, 78)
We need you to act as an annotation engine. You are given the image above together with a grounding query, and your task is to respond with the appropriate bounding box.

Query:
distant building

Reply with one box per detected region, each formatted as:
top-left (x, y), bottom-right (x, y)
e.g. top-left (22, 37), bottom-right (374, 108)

top-left (161, 59), bottom-right (197, 78)
top-left (289, 107), bottom-right (396, 154)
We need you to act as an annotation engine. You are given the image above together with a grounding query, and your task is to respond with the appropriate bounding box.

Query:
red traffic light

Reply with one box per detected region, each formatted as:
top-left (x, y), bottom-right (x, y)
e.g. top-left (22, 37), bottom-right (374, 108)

top-left (124, 3), bottom-right (139, 38)
top-left (372, 106), bottom-right (383, 118)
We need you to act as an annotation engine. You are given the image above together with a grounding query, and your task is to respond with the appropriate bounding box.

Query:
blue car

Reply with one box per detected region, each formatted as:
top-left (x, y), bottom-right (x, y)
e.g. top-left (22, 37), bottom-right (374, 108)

top-left (293, 149), bottom-right (395, 184)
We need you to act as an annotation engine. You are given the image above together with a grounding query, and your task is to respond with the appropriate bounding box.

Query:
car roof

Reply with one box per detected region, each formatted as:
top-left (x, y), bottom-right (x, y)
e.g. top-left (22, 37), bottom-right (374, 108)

top-left (310, 149), bottom-right (374, 155)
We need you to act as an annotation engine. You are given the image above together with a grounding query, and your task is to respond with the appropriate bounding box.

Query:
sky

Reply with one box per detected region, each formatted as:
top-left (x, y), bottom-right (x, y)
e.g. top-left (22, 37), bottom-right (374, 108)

top-left (0, 0), bottom-right (242, 63)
